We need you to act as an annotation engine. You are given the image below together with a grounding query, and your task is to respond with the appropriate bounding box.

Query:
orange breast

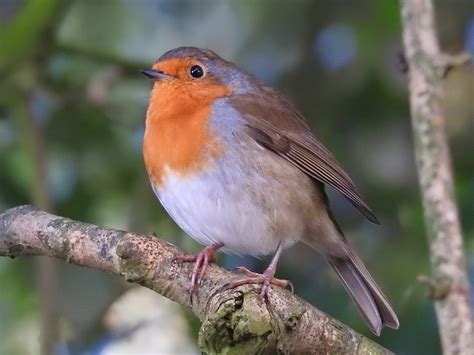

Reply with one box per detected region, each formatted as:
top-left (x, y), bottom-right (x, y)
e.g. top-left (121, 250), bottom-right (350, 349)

top-left (143, 79), bottom-right (230, 187)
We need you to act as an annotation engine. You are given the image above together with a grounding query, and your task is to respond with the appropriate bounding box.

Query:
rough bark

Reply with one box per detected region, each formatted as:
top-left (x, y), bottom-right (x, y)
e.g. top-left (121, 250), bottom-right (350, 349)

top-left (400, 1), bottom-right (473, 354)
top-left (0, 205), bottom-right (392, 354)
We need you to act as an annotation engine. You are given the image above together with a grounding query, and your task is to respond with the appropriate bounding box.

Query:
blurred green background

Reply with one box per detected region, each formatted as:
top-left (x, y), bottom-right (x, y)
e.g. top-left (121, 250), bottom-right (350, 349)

top-left (1, 0), bottom-right (473, 354)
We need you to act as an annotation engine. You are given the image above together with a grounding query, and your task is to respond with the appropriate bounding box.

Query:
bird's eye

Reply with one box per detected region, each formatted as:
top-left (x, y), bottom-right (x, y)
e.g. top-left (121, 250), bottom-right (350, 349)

top-left (189, 65), bottom-right (204, 78)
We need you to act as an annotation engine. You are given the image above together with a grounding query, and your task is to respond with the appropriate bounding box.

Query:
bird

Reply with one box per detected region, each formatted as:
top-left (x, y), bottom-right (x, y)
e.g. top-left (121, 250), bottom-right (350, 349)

top-left (141, 46), bottom-right (399, 336)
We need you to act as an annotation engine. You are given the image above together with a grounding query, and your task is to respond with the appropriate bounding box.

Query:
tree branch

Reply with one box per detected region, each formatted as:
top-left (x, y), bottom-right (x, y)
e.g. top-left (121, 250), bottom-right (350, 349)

top-left (0, 205), bottom-right (392, 354)
top-left (400, 1), bottom-right (473, 354)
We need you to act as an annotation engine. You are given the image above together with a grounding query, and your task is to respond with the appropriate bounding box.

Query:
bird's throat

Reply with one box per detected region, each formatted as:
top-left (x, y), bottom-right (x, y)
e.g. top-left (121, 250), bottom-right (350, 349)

top-left (143, 86), bottom-right (224, 187)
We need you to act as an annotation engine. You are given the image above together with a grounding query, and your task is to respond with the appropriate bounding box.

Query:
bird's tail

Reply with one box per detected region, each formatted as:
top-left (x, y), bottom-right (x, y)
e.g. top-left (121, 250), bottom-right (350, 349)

top-left (327, 246), bottom-right (399, 335)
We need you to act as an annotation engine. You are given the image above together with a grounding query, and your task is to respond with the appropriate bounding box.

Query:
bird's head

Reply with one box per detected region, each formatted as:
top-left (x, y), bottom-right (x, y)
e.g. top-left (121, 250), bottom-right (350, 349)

top-left (142, 47), bottom-right (249, 105)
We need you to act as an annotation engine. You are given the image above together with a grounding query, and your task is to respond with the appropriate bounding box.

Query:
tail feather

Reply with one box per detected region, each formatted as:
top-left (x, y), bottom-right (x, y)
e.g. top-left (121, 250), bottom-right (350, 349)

top-left (328, 248), bottom-right (399, 335)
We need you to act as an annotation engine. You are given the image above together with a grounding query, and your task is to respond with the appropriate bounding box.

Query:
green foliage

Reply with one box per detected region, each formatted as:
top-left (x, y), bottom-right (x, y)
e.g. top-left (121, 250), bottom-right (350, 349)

top-left (0, 0), bottom-right (58, 70)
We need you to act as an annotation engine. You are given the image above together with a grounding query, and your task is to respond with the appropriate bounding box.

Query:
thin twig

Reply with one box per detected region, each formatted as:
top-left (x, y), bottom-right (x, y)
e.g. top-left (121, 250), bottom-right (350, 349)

top-left (400, 1), bottom-right (473, 354)
top-left (16, 92), bottom-right (60, 355)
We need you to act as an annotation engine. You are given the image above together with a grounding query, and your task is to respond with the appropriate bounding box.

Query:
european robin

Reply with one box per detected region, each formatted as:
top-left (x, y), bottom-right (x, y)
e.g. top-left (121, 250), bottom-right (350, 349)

top-left (142, 47), bottom-right (399, 335)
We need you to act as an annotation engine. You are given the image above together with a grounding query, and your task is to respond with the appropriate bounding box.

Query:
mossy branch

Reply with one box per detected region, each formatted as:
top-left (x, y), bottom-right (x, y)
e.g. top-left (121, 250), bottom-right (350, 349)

top-left (0, 205), bottom-right (392, 354)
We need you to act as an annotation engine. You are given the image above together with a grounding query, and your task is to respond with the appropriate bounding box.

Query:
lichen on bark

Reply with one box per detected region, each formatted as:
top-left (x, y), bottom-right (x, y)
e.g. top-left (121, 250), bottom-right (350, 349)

top-left (0, 205), bottom-right (393, 353)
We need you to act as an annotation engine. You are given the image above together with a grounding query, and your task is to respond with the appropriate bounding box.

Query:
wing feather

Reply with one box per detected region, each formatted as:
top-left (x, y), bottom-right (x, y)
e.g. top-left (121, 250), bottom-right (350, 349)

top-left (231, 92), bottom-right (379, 224)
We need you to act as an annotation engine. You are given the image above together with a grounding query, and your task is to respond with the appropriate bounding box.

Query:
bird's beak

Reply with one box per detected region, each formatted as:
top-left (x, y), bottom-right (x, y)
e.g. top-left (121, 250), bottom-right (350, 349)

top-left (141, 69), bottom-right (173, 81)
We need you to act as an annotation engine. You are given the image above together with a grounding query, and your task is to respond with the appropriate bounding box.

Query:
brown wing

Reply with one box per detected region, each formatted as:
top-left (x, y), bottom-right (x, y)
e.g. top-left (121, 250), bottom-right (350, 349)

top-left (231, 89), bottom-right (379, 224)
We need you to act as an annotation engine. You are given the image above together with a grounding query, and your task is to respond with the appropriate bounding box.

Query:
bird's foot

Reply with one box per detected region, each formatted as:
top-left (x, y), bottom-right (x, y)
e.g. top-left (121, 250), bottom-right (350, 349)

top-left (224, 266), bottom-right (293, 300)
top-left (173, 243), bottom-right (223, 294)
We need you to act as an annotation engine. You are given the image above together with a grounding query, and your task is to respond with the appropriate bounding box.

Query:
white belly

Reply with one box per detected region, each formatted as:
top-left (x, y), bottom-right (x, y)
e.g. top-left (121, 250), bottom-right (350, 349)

top-left (152, 166), bottom-right (299, 256)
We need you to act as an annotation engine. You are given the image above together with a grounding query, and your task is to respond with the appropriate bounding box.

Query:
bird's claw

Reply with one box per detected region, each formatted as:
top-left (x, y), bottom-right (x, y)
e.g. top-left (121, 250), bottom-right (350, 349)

top-left (172, 243), bottom-right (222, 296)
top-left (224, 267), bottom-right (293, 300)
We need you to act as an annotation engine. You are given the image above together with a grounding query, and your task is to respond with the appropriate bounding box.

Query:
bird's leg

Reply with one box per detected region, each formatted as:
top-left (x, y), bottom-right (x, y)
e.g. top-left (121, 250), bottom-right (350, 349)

top-left (224, 242), bottom-right (292, 300)
top-left (173, 242), bottom-right (223, 293)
